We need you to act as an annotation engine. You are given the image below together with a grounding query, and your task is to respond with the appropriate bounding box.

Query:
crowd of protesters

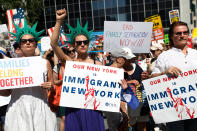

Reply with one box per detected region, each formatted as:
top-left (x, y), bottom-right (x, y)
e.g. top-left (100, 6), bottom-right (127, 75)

top-left (0, 7), bottom-right (196, 131)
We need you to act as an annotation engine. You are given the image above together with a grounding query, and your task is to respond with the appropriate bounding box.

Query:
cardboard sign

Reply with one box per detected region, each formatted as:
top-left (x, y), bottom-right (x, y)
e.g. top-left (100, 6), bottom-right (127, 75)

top-left (41, 36), bottom-right (51, 51)
top-left (143, 68), bottom-right (197, 123)
top-left (60, 61), bottom-right (124, 112)
top-left (169, 10), bottom-right (179, 24)
top-left (104, 21), bottom-right (153, 53)
top-left (0, 56), bottom-right (46, 90)
top-left (145, 14), bottom-right (165, 41)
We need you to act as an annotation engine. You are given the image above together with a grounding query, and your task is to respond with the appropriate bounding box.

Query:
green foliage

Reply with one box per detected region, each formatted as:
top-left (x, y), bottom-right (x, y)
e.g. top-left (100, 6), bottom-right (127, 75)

top-left (0, 0), bottom-right (43, 26)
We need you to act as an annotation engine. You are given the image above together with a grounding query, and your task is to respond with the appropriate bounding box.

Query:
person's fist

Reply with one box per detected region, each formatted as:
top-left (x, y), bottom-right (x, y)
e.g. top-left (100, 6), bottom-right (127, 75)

top-left (56, 8), bottom-right (67, 22)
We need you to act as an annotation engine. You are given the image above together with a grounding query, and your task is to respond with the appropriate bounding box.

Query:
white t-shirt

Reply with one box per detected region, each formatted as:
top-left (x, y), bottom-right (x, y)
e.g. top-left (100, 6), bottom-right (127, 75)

top-left (152, 47), bottom-right (197, 74)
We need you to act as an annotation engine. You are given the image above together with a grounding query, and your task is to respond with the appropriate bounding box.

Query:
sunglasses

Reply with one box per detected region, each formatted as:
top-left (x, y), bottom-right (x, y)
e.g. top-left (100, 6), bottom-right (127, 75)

top-left (75, 40), bottom-right (89, 46)
top-left (20, 38), bottom-right (36, 44)
top-left (174, 31), bottom-right (189, 36)
top-left (68, 49), bottom-right (75, 53)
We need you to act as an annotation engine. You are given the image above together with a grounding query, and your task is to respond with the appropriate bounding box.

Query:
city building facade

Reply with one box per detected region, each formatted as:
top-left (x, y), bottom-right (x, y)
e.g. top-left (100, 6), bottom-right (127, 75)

top-left (43, 0), bottom-right (194, 33)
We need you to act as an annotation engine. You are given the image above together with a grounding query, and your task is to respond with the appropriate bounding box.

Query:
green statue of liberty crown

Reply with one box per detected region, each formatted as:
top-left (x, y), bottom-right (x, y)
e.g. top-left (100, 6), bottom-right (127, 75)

top-left (10, 18), bottom-right (44, 43)
top-left (65, 19), bottom-right (93, 44)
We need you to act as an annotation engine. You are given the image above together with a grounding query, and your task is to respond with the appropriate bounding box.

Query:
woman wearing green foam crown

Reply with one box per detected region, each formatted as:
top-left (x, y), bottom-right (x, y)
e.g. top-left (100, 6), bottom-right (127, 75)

top-left (1, 19), bottom-right (57, 131)
top-left (50, 8), bottom-right (105, 131)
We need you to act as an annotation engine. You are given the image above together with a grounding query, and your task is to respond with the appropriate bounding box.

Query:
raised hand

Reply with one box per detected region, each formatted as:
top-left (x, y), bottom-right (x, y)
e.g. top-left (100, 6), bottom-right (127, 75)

top-left (119, 79), bottom-right (128, 90)
top-left (56, 8), bottom-right (67, 22)
top-left (127, 79), bottom-right (139, 86)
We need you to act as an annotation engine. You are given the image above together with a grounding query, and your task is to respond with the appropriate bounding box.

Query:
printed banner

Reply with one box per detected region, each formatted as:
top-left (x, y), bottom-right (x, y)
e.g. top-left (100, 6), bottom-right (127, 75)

top-left (143, 68), bottom-right (197, 123)
top-left (145, 14), bottom-right (165, 41)
top-left (0, 56), bottom-right (46, 90)
top-left (89, 32), bottom-right (103, 52)
top-left (41, 36), bottom-right (51, 51)
top-left (60, 61), bottom-right (124, 112)
top-left (169, 10), bottom-right (179, 24)
top-left (104, 21), bottom-right (153, 53)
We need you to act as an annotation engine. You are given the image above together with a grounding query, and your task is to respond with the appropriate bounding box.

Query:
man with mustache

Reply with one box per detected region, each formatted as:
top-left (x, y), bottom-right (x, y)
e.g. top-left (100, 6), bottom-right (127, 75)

top-left (151, 21), bottom-right (197, 130)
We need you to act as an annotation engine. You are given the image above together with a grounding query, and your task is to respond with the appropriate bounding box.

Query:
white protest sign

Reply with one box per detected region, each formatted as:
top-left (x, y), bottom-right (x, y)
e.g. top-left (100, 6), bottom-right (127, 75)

top-left (0, 56), bottom-right (46, 90)
top-left (0, 24), bottom-right (8, 33)
top-left (60, 61), bottom-right (124, 112)
top-left (41, 36), bottom-right (51, 51)
top-left (104, 21), bottom-right (153, 53)
top-left (143, 68), bottom-right (197, 123)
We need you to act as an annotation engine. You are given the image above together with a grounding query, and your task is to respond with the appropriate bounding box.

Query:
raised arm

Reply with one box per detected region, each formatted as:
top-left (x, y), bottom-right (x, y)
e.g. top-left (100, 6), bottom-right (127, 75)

top-left (50, 8), bottom-right (72, 63)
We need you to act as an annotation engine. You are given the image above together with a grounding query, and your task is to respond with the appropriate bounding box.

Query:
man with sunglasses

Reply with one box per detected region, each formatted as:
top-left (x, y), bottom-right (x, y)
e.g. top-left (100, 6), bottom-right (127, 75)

top-left (151, 22), bottom-right (197, 130)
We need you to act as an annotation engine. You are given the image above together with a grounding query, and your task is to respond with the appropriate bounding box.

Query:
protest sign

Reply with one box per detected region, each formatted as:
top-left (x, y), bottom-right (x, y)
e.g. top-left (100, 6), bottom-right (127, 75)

top-left (41, 36), bottom-right (51, 51)
top-left (169, 10), bottom-right (179, 24)
top-left (89, 32), bottom-right (103, 52)
top-left (192, 27), bottom-right (197, 44)
top-left (164, 34), bottom-right (169, 45)
top-left (0, 56), bottom-right (46, 90)
top-left (143, 68), bottom-right (197, 123)
top-left (104, 21), bottom-right (153, 53)
top-left (0, 24), bottom-right (10, 49)
top-left (6, 8), bottom-right (24, 39)
top-left (60, 61), bottom-right (124, 112)
top-left (145, 14), bottom-right (165, 41)
top-left (0, 24), bottom-right (8, 33)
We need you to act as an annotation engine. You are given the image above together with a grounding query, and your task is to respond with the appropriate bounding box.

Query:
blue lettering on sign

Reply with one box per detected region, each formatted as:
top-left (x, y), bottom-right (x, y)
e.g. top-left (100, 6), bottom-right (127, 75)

top-left (78, 88), bottom-right (86, 95)
top-left (189, 85), bottom-right (195, 92)
top-left (151, 93), bottom-right (159, 100)
top-left (62, 86), bottom-right (119, 99)
top-left (71, 87), bottom-right (76, 93)
top-left (159, 91), bottom-right (168, 98)
top-left (164, 101), bottom-right (173, 108)
top-left (62, 86), bottom-right (69, 93)
top-left (151, 104), bottom-right (157, 111)
top-left (158, 103), bottom-right (164, 109)
top-left (0, 59), bottom-right (30, 69)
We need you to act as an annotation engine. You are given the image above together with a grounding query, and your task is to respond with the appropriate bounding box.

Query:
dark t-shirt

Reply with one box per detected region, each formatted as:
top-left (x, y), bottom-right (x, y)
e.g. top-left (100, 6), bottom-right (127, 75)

top-left (126, 64), bottom-right (143, 83)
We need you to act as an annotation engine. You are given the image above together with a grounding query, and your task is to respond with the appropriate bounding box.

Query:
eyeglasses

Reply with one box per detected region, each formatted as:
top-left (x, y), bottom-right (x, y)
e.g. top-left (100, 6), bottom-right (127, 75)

top-left (20, 38), bottom-right (36, 44)
top-left (68, 49), bottom-right (75, 53)
top-left (174, 31), bottom-right (189, 36)
top-left (75, 40), bottom-right (89, 46)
